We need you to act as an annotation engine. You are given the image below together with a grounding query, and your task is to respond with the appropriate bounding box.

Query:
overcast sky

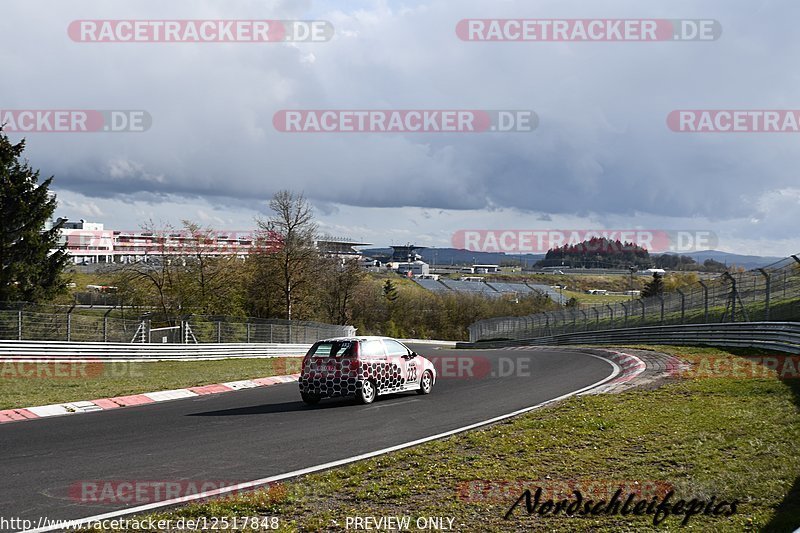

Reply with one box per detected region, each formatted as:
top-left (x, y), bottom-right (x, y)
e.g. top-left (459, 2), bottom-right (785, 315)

top-left (2, 0), bottom-right (799, 256)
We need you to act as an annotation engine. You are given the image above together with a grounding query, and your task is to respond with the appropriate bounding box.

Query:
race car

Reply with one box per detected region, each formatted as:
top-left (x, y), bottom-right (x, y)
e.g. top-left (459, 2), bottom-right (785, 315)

top-left (298, 336), bottom-right (436, 405)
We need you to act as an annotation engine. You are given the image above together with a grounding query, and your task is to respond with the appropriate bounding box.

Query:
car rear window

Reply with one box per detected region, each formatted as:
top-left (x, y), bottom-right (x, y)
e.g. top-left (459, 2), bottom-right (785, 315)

top-left (309, 341), bottom-right (355, 358)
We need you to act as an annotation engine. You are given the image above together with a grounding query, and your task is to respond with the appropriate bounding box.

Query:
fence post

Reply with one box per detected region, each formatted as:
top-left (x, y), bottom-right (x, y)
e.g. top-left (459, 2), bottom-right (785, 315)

top-left (246, 321), bottom-right (251, 343)
top-left (638, 299), bottom-right (645, 323)
top-left (103, 306), bottom-right (115, 343)
top-left (216, 319), bottom-right (222, 343)
top-left (67, 304), bottom-right (76, 341)
top-left (676, 289), bottom-right (685, 324)
top-left (581, 309), bottom-right (588, 331)
top-left (606, 304), bottom-right (614, 323)
top-left (658, 295), bottom-right (665, 324)
top-left (622, 302), bottom-right (628, 327)
top-left (17, 305), bottom-right (23, 341)
top-left (723, 272), bottom-right (737, 322)
top-left (699, 280), bottom-right (709, 323)
top-left (270, 323), bottom-right (274, 343)
top-left (593, 307), bottom-right (600, 328)
top-left (757, 268), bottom-right (771, 321)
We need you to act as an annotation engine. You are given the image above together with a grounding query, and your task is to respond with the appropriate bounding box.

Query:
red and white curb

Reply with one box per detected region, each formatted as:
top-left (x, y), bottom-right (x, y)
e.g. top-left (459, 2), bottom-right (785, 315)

top-left (0, 374), bottom-right (300, 425)
top-left (578, 350), bottom-right (646, 394)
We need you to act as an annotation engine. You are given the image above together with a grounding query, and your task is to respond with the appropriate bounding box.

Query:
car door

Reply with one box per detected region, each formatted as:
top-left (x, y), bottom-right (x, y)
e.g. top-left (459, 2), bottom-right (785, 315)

top-left (383, 339), bottom-right (418, 390)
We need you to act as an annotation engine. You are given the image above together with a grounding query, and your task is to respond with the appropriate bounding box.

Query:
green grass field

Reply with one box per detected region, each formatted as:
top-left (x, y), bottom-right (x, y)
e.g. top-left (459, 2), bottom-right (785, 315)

top-left (0, 357), bottom-right (301, 409)
top-left (90, 346), bottom-right (800, 532)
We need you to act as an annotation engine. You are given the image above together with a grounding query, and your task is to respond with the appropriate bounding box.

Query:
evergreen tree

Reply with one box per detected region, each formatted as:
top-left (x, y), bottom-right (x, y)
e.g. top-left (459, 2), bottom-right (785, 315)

top-left (641, 273), bottom-right (664, 298)
top-left (0, 129), bottom-right (68, 302)
top-left (383, 279), bottom-right (398, 302)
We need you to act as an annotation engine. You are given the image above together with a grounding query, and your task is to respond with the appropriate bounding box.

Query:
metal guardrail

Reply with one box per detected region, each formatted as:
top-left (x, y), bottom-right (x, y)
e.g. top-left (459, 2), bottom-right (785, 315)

top-left (0, 340), bottom-right (312, 361)
top-left (459, 321), bottom-right (800, 354)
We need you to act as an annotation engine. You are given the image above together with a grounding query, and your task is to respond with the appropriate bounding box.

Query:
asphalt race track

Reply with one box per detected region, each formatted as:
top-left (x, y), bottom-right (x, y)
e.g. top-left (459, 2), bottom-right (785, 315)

top-left (0, 345), bottom-right (615, 531)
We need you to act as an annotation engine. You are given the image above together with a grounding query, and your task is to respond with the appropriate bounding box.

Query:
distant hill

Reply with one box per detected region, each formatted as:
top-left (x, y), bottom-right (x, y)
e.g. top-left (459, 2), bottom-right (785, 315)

top-left (361, 247), bottom-right (788, 270)
top-left (361, 247), bottom-right (544, 267)
top-left (675, 250), bottom-right (785, 270)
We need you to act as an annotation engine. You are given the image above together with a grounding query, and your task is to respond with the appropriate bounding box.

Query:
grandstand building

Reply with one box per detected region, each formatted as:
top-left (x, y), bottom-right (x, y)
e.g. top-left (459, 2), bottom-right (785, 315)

top-left (391, 244), bottom-right (425, 263)
top-left (53, 219), bottom-right (370, 264)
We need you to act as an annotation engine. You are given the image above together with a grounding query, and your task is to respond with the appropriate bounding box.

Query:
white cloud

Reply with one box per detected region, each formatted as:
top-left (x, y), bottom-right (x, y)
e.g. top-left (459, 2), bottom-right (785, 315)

top-left (2, 0), bottom-right (799, 257)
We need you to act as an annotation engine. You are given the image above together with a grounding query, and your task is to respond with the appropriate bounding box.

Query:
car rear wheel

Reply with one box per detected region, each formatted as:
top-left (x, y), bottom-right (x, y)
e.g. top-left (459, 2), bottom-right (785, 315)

top-left (357, 380), bottom-right (377, 404)
top-left (417, 370), bottom-right (433, 395)
top-left (301, 392), bottom-right (320, 405)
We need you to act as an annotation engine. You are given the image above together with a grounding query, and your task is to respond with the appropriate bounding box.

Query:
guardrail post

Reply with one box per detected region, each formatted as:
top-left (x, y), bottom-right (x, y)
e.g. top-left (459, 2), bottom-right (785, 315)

top-left (757, 268), bottom-right (771, 321)
top-left (676, 289), bottom-right (685, 324)
top-left (699, 280), bottom-right (709, 323)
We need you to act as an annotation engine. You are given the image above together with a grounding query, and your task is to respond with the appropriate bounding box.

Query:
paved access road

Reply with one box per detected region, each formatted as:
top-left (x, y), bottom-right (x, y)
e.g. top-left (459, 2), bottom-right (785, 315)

top-left (0, 345), bottom-right (614, 531)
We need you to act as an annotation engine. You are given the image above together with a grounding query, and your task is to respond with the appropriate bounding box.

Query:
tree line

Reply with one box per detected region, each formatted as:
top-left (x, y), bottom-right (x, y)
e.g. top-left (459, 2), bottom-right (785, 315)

top-left (110, 192), bottom-right (557, 340)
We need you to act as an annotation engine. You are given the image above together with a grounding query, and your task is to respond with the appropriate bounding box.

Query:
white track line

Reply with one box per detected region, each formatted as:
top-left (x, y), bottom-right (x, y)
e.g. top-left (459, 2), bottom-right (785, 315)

top-left (22, 353), bottom-right (620, 533)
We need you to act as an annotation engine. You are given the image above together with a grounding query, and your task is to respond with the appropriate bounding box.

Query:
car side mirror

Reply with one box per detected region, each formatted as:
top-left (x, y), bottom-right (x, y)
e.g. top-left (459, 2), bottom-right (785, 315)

top-left (407, 351), bottom-right (418, 359)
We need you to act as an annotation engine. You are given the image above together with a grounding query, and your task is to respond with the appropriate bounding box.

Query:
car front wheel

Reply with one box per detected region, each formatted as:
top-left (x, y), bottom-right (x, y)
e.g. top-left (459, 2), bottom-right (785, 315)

top-left (417, 370), bottom-right (433, 395)
top-left (357, 380), bottom-right (377, 404)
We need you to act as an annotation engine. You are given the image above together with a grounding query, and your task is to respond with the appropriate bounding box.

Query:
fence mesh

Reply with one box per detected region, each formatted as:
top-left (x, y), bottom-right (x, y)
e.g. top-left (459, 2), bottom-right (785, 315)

top-left (469, 255), bottom-right (800, 342)
top-left (0, 303), bottom-right (354, 344)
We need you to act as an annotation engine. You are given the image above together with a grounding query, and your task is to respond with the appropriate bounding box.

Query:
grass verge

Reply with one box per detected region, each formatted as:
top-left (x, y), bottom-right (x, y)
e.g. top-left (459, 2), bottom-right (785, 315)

top-left (0, 357), bottom-right (300, 409)
top-left (83, 346), bottom-right (799, 532)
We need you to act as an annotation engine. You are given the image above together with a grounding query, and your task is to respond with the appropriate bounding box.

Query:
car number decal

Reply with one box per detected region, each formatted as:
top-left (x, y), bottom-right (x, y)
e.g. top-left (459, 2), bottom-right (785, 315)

top-left (406, 363), bottom-right (417, 382)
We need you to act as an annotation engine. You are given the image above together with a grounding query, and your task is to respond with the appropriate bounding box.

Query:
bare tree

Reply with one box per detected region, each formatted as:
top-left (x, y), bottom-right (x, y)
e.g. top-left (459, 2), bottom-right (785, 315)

top-left (255, 191), bottom-right (319, 320)
top-left (180, 221), bottom-right (243, 315)
top-left (319, 258), bottom-right (364, 325)
top-left (114, 220), bottom-right (246, 322)
top-left (114, 220), bottom-right (180, 322)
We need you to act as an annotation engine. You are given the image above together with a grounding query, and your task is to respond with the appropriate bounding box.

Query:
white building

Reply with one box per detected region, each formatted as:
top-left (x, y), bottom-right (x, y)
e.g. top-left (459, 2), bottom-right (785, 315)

top-left (395, 260), bottom-right (430, 277)
top-left (473, 264), bottom-right (501, 274)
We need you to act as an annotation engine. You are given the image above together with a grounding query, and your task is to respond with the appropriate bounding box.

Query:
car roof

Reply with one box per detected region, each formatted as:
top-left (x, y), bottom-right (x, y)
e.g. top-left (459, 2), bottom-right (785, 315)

top-left (316, 336), bottom-right (402, 343)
